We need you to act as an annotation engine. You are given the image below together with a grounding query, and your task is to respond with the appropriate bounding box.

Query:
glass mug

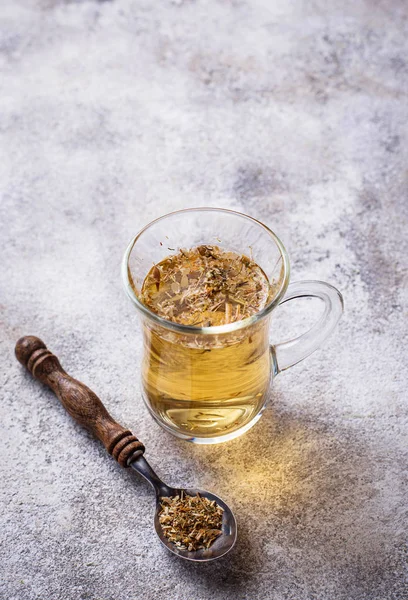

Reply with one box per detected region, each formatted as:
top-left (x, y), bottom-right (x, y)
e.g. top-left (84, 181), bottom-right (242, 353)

top-left (122, 208), bottom-right (343, 444)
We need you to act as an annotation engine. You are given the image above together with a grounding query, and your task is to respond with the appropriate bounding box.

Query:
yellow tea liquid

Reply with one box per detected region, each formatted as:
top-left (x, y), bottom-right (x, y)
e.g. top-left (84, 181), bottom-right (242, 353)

top-left (136, 246), bottom-right (277, 439)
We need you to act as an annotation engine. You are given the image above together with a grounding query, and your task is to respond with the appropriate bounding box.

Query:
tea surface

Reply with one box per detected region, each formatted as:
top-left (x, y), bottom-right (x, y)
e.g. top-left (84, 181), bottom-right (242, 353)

top-left (140, 245), bottom-right (271, 327)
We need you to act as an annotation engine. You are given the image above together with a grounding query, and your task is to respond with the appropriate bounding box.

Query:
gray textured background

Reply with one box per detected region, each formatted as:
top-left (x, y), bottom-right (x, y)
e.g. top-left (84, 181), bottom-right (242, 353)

top-left (1, 1), bottom-right (407, 599)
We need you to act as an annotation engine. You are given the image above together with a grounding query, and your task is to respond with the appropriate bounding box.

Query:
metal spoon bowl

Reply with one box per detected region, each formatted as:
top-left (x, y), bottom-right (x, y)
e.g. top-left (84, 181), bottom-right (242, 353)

top-left (132, 456), bottom-right (237, 562)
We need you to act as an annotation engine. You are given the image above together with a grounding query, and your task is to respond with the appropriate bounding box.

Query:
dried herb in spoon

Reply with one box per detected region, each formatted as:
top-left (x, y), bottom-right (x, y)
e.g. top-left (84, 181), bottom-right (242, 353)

top-left (158, 492), bottom-right (223, 551)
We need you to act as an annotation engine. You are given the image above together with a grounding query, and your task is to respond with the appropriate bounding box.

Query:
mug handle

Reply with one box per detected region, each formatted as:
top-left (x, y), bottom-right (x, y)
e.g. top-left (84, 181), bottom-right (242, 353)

top-left (271, 280), bottom-right (344, 374)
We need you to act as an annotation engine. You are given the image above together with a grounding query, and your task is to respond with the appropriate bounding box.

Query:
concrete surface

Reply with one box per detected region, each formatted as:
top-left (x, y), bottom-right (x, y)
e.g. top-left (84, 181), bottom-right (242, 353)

top-left (1, 1), bottom-right (407, 599)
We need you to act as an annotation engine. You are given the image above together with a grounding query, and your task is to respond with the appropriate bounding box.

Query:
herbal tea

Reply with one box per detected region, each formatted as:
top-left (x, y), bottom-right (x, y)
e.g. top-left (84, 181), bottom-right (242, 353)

top-left (136, 245), bottom-right (279, 439)
top-left (124, 208), bottom-right (343, 443)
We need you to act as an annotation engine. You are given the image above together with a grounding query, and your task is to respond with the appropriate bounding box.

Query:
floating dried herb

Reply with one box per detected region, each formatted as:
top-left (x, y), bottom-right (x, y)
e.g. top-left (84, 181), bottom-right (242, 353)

top-left (158, 492), bottom-right (223, 551)
top-left (140, 245), bottom-right (273, 326)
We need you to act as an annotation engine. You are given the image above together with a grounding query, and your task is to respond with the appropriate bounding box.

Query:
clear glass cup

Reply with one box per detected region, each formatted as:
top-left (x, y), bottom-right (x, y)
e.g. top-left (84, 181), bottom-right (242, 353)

top-left (122, 208), bottom-right (343, 444)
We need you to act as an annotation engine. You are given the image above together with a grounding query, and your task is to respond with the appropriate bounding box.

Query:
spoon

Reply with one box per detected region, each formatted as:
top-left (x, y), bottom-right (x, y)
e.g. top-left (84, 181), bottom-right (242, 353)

top-left (15, 336), bottom-right (237, 562)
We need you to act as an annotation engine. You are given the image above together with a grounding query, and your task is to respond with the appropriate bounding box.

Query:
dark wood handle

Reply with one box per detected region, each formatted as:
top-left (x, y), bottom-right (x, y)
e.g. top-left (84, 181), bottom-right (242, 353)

top-left (15, 336), bottom-right (145, 467)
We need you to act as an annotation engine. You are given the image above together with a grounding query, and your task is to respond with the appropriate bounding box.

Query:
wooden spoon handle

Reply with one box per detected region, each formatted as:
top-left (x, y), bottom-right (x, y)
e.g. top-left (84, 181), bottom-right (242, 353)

top-left (15, 336), bottom-right (145, 467)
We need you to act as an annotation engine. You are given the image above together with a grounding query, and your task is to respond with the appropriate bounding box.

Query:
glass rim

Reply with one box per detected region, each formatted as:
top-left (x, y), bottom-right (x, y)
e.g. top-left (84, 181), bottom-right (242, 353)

top-left (121, 207), bottom-right (290, 335)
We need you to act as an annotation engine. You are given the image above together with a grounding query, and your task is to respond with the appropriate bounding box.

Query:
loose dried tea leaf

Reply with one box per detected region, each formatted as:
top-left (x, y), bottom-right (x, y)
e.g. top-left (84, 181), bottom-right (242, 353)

top-left (158, 492), bottom-right (223, 551)
top-left (152, 266), bottom-right (161, 291)
top-left (139, 245), bottom-right (275, 326)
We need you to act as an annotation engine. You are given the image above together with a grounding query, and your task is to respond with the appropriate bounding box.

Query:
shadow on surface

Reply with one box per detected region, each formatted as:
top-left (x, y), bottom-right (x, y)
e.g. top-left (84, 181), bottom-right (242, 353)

top-left (159, 395), bottom-right (405, 600)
